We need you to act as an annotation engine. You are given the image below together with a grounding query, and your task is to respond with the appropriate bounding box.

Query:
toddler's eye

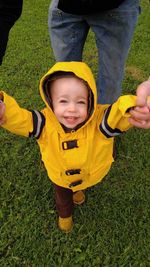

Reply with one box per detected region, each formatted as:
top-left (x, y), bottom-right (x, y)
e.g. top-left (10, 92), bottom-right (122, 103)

top-left (78, 101), bottom-right (86, 104)
top-left (59, 99), bottom-right (67, 103)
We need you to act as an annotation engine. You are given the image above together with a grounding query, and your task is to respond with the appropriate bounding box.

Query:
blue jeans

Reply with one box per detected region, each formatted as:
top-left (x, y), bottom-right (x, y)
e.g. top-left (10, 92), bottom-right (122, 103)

top-left (48, 0), bottom-right (140, 104)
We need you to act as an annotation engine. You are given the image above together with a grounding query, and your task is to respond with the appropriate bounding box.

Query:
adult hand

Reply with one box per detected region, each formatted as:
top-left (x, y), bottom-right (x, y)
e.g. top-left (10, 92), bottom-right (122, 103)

top-left (129, 77), bottom-right (150, 129)
top-left (0, 101), bottom-right (6, 125)
top-left (136, 77), bottom-right (150, 106)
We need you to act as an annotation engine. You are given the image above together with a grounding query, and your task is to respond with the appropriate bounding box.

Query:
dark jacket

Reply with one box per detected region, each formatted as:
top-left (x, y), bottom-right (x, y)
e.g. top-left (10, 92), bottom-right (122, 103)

top-left (0, 0), bottom-right (23, 64)
top-left (58, 0), bottom-right (125, 15)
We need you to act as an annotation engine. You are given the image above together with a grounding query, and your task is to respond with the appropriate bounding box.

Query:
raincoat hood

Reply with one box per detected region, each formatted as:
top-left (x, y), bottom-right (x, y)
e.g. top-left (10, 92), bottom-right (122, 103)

top-left (40, 62), bottom-right (97, 126)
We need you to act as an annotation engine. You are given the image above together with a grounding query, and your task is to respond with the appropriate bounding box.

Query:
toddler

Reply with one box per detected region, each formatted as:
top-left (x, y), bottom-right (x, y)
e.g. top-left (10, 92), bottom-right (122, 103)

top-left (0, 62), bottom-right (149, 232)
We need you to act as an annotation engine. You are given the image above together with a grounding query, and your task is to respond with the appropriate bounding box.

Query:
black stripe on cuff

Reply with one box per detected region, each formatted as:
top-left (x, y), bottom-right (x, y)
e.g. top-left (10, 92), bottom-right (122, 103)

top-left (29, 110), bottom-right (45, 139)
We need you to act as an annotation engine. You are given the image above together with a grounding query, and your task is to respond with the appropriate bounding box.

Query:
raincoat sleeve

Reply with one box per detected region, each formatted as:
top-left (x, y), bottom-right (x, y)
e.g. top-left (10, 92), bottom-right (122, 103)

top-left (99, 95), bottom-right (137, 138)
top-left (0, 91), bottom-right (45, 138)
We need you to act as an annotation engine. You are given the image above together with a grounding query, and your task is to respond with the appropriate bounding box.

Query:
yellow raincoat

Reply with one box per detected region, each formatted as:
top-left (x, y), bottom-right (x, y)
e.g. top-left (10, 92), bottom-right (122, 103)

top-left (0, 62), bottom-right (137, 191)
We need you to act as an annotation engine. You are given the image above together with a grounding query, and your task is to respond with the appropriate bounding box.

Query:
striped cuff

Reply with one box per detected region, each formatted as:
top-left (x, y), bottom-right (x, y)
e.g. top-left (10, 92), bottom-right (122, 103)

top-left (29, 110), bottom-right (45, 139)
top-left (99, 106), bottom-right (123, 138)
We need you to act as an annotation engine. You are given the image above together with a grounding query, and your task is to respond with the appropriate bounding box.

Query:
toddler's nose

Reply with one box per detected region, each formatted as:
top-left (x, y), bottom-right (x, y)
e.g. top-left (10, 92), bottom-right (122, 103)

top-left (68, 102), bottom-right (76, 112)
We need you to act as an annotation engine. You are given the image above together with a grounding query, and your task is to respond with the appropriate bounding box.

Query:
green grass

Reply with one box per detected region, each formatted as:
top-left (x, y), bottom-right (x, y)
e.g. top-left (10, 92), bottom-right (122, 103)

top-left (0, 0), bottom-right (150, 266)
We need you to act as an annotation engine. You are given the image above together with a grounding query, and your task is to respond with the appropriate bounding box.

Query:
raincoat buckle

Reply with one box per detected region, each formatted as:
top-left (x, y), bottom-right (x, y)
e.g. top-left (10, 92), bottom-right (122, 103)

top-left (62, 140), bottom-right (78, 150)
top-left (65, 169), bottom-right (81, 175)
top-left (69, 179), bottom-right (83, 188)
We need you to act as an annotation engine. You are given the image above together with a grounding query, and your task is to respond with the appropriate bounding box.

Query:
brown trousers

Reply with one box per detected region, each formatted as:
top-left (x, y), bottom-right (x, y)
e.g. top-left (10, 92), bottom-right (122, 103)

top-left (53, 183), bottom-right (74, 218)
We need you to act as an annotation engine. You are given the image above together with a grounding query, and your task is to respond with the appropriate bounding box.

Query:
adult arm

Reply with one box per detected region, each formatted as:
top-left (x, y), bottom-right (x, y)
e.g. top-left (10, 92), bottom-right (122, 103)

top-left (129, 77), bottom-right (150, 129)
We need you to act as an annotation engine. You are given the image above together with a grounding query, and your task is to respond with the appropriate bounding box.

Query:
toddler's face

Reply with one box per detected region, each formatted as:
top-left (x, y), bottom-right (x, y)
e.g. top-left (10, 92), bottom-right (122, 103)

top-left (50, 77), bottom-right (88, 129)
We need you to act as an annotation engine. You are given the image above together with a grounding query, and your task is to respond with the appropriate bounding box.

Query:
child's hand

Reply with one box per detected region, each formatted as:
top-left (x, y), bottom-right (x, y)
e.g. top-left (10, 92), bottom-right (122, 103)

top-left (129, 103), bottom-right (150, 129)
top-left (0, 101), bottom-right (6, 125)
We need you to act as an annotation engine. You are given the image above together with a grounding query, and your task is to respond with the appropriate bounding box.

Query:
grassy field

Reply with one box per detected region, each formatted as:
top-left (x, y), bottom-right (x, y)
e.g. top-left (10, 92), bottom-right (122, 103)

top-left (0, 1), bottom-right (150, 266)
